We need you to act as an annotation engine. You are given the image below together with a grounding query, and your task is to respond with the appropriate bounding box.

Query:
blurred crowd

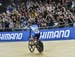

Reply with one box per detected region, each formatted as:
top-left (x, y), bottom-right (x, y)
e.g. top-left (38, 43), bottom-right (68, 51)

top-left (0, 0), bottom-right (75, 30)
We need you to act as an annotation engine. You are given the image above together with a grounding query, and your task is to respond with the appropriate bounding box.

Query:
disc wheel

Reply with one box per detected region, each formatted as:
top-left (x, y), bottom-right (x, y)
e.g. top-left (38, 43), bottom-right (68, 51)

top-left (36, 41), bottom-right (44, 53)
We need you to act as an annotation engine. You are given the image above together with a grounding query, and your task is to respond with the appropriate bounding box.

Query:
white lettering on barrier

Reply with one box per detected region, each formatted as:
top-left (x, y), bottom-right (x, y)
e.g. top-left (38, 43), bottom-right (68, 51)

top-left (40, 30), bottom-right (70, 39)
top-left (0, 33), bottom-right (23, 40)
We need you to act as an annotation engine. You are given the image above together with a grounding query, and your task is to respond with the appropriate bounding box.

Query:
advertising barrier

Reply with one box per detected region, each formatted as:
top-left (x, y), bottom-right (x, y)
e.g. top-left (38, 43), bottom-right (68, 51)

top-left (0, 31), bottom-right (30, 42)
top-left (40, 27), bottom-right (75, 40)
top-left (0, 27), bottom-right (75, 42)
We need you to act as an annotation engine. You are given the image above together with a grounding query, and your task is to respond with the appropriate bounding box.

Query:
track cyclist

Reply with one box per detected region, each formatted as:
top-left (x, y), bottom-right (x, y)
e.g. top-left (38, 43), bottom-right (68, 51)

top-left (28, 24), bottom-right (44, 53)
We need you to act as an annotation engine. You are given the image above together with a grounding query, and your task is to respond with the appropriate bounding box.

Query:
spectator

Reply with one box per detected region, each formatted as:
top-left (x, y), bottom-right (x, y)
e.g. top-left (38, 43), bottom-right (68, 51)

top-left (0, 0), bottom-right (74, 30)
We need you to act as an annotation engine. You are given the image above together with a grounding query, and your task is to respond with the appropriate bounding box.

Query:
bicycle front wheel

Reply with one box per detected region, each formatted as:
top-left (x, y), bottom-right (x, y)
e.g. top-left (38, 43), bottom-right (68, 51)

top-left (28, 40), bottom-right (35, 53)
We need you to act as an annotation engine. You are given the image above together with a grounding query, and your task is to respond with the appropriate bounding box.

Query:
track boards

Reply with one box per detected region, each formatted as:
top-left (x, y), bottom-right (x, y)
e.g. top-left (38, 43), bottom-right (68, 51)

top-left (0, 40), bottom-right (75, 57)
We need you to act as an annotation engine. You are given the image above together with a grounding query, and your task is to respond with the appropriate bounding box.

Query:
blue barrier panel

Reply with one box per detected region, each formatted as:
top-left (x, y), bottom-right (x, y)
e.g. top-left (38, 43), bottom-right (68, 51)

top-left (40, 27), bottom-right (75, 40)
top-left (0, 27), bottom-right (75, 42)
top-left (0, 31), bottom-right (30, 42)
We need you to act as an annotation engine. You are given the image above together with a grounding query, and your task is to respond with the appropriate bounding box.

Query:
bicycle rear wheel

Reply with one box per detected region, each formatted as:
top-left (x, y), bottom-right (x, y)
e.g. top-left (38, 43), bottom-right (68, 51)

top-left (36, 41), bottom-right (44, 53)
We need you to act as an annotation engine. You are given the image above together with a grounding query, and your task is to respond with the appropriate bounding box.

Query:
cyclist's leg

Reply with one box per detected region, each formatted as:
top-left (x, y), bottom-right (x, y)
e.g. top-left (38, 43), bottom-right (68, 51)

top-left (35, 33), bottom-right (40, 40)
top-left (34, 33), bottom-right (40, 44)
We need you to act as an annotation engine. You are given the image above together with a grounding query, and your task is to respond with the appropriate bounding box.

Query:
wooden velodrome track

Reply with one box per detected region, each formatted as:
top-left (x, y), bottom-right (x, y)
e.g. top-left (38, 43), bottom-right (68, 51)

top-left (0, 40), bottom-right (75, 57)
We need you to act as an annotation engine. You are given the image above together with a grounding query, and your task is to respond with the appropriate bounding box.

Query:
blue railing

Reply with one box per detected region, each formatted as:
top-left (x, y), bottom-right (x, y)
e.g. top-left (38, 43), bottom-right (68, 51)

top-left (0, 27), bottom-right (75, 42)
